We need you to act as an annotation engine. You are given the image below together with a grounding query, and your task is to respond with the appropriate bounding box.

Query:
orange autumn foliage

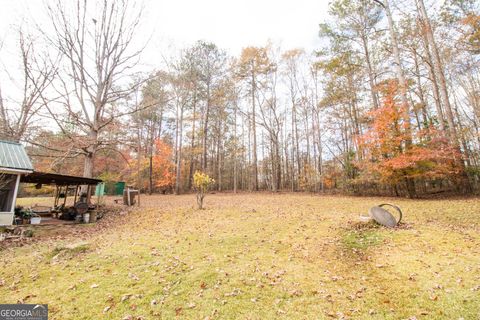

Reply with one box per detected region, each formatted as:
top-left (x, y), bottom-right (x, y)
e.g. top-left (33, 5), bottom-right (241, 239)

top-left (357, 80), bottom-right (460, 185)
top-left (131, 139), bottom-right (175, 192)
top-left (460, 14), bottom-right (480, 53)
top-left (359, 80), bottom-right (410, 159)
top-left (151, 139), bottom-right (176, 190)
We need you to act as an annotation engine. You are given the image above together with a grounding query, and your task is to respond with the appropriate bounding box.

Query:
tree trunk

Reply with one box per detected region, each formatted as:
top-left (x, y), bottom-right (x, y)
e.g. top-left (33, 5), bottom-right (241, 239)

top-left (417, 0), bottom-right (471, 192)
top-left (417, 0), bottom-right (456, 139)
top-left (361, 33), bottom-right (379, 109)
top-left (421, 29), bottom-right (445, 130)
top-left (251, 70), bottom-right (259, 191)
top-left (413, 48), bottom-right (429, 127)
top-left (202, 85), bottom-right (210, 172)
top-left (233, 99), bottom-right (238, 193)
top-left (188, 92), bottom-right (197, 190)
top-left (149, 154), bottom-right (153, 194)
top-left (275, 136), bottom-right (281, 191)
top-left (175, 105), bottom-right (184, 195)
top-left (384, 0), bottom-right (412, 145)
top-left (217, 123), bottom-right (222, 192)
top-left (83, 129), bottom-right (98, 178)
top-left (83, 152), bottom-right (94, 178)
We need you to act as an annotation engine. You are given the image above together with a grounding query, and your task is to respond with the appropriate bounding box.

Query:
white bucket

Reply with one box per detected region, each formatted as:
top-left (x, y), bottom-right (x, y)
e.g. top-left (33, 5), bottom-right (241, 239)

top-left (30, 217), bottom-right (42, 224)
top-left (83, 213), bottom-right (90, 223)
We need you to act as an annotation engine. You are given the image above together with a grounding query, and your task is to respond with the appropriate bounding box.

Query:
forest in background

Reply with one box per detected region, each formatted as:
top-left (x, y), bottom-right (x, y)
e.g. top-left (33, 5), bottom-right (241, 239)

top-left (1, 0), bottom-right (479, 198)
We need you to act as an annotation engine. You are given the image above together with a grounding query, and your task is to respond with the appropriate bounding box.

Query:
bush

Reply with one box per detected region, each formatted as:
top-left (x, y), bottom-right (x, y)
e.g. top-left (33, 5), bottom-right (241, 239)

top-left (193, 171), bottom-right (214, 209)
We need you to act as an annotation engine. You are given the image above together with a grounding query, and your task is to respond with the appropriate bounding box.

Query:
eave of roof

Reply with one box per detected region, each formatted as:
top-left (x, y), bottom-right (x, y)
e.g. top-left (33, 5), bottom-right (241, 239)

top-left (20, 171), bottom-right (102, 186)
top-left (0, 167), bottom-right (33, 174)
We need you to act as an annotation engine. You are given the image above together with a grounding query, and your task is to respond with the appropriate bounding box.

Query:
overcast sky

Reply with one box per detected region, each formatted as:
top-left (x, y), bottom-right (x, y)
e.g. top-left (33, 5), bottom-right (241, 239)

top-left (0, 0), bottom-right (329, 64)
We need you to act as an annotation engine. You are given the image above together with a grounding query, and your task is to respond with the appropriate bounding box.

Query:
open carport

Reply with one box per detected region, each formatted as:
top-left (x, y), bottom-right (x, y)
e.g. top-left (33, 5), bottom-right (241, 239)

top-left (19, 172), bottom-right (102, 224)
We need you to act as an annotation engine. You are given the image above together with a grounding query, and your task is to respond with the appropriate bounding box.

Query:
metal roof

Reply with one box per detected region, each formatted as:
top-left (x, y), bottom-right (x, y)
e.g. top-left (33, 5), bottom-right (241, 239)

top-left (21, 171), bottom-right (102, 186)
top-left (0, 140), bottom-right (34, 172)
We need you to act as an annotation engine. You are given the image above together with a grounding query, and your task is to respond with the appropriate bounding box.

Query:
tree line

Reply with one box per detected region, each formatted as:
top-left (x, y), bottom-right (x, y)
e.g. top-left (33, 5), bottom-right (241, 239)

top-left (0, 0), bottom-right (479, 197)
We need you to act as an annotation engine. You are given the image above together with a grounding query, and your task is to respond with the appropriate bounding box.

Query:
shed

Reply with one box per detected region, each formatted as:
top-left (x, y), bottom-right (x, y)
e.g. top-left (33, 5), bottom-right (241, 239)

top-left (0, 140), bottom-right (34, 225)
top-left (21, 172), bottom-right (102, 221)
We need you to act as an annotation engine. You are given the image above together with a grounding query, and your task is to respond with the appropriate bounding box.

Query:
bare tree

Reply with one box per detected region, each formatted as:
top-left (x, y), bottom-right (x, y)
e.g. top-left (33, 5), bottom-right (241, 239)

top-left (139, 72), bottom-right (168, 194)
top-left (170, 69), bottom-right (189, 195)
top-left (238, 46), bottom-right (274, 191)
top-left (374, 0), bottom-right (412, 139)
top-left (416, 0), bottom-right (472, 191)
top-left (416, 0), bottom-right (457, 139)
top-left (195, 42), bottom-right (227, 173)
top-left (45, 0), bottom-right (145, 178)
top-left (0, 30), bottom-right (57, 142)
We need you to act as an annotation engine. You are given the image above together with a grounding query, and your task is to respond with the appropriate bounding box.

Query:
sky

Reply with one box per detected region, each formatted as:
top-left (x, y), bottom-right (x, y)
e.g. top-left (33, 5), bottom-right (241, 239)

top-left (0, 0), bottom-right (330, 66)
top-left (146, 0), bottom-right (329, 54)
top-left (0, 0), bottom-right (330, 131)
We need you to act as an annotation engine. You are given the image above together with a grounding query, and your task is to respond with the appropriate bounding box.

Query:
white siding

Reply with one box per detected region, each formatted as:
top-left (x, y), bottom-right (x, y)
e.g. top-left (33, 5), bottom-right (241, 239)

top-left (0, 173), bottom-right (21, 226)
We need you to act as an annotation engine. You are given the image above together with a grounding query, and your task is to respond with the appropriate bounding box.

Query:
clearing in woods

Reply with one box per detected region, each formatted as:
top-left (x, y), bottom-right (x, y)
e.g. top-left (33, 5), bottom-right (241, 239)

top-left (1, 194), bottom-right (480, 319)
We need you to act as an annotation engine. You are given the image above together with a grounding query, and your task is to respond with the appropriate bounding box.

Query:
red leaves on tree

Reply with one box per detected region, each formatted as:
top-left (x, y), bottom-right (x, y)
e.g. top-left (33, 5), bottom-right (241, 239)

top-left (129, 139), bottom-right (175, 192)
top-left (357, 80), bottom-right (460, 185)
top-left (151, 139), bottom-right (176, 190)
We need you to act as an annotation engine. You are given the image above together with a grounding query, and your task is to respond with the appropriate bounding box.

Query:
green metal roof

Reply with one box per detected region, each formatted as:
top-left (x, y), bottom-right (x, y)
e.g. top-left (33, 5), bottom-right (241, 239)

top-left (0, 140), bottom-right (34, 171)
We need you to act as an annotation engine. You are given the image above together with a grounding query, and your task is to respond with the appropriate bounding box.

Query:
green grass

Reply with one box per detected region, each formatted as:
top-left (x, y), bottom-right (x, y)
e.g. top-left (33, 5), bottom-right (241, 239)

top-left (342, 228), bottom-right (383, 251)
top-left (48, 243), bottom-right (90, 259)
top-left (1, 194), bottom-right (480, 319)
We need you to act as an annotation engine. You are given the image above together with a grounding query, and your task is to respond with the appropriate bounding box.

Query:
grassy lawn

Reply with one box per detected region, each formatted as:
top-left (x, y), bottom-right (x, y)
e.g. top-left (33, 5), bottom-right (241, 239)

top-left (1, 194), bottom-right (479, 319)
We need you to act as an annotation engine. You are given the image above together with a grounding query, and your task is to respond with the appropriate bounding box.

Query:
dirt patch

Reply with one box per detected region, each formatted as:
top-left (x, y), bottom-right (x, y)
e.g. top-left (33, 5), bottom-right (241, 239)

top-left (0, 205), bottom-right (131, 251)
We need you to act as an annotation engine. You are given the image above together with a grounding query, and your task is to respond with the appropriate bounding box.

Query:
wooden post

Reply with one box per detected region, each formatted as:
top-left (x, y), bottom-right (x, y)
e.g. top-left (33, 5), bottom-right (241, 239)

top-left (73, 185), bottom-right (79, 204)
top-left (63, 186), bottom-right (68, 207)
top-left (54, 186), bottom-right (59, 207)
top-left (86, 185), bottom-right (91, 204)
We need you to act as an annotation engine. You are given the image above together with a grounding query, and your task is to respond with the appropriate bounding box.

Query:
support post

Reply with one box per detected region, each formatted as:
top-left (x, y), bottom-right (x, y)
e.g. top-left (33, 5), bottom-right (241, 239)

top-left (63, 186), bottom-right (68, 207)
top-left (54, 186), bottom-right (59, 207)
top-left (74, 185), bottom-right (79, 204)
top-left (86, 185), bottom-right (91, 205)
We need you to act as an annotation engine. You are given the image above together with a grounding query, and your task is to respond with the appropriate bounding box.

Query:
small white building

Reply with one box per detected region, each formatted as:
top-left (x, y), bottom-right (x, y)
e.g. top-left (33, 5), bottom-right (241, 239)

top-left (0, 140), bottom-right (34, 226)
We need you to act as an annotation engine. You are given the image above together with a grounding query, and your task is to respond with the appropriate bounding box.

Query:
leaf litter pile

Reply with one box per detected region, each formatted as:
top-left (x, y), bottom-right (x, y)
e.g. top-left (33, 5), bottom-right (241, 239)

top-left (0, 194), bottom-right (479, 319)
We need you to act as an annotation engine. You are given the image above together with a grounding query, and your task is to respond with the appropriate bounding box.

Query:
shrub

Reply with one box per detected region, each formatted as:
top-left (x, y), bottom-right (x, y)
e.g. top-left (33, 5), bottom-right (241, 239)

top-left (193, 171), bottom-right (214, 209)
